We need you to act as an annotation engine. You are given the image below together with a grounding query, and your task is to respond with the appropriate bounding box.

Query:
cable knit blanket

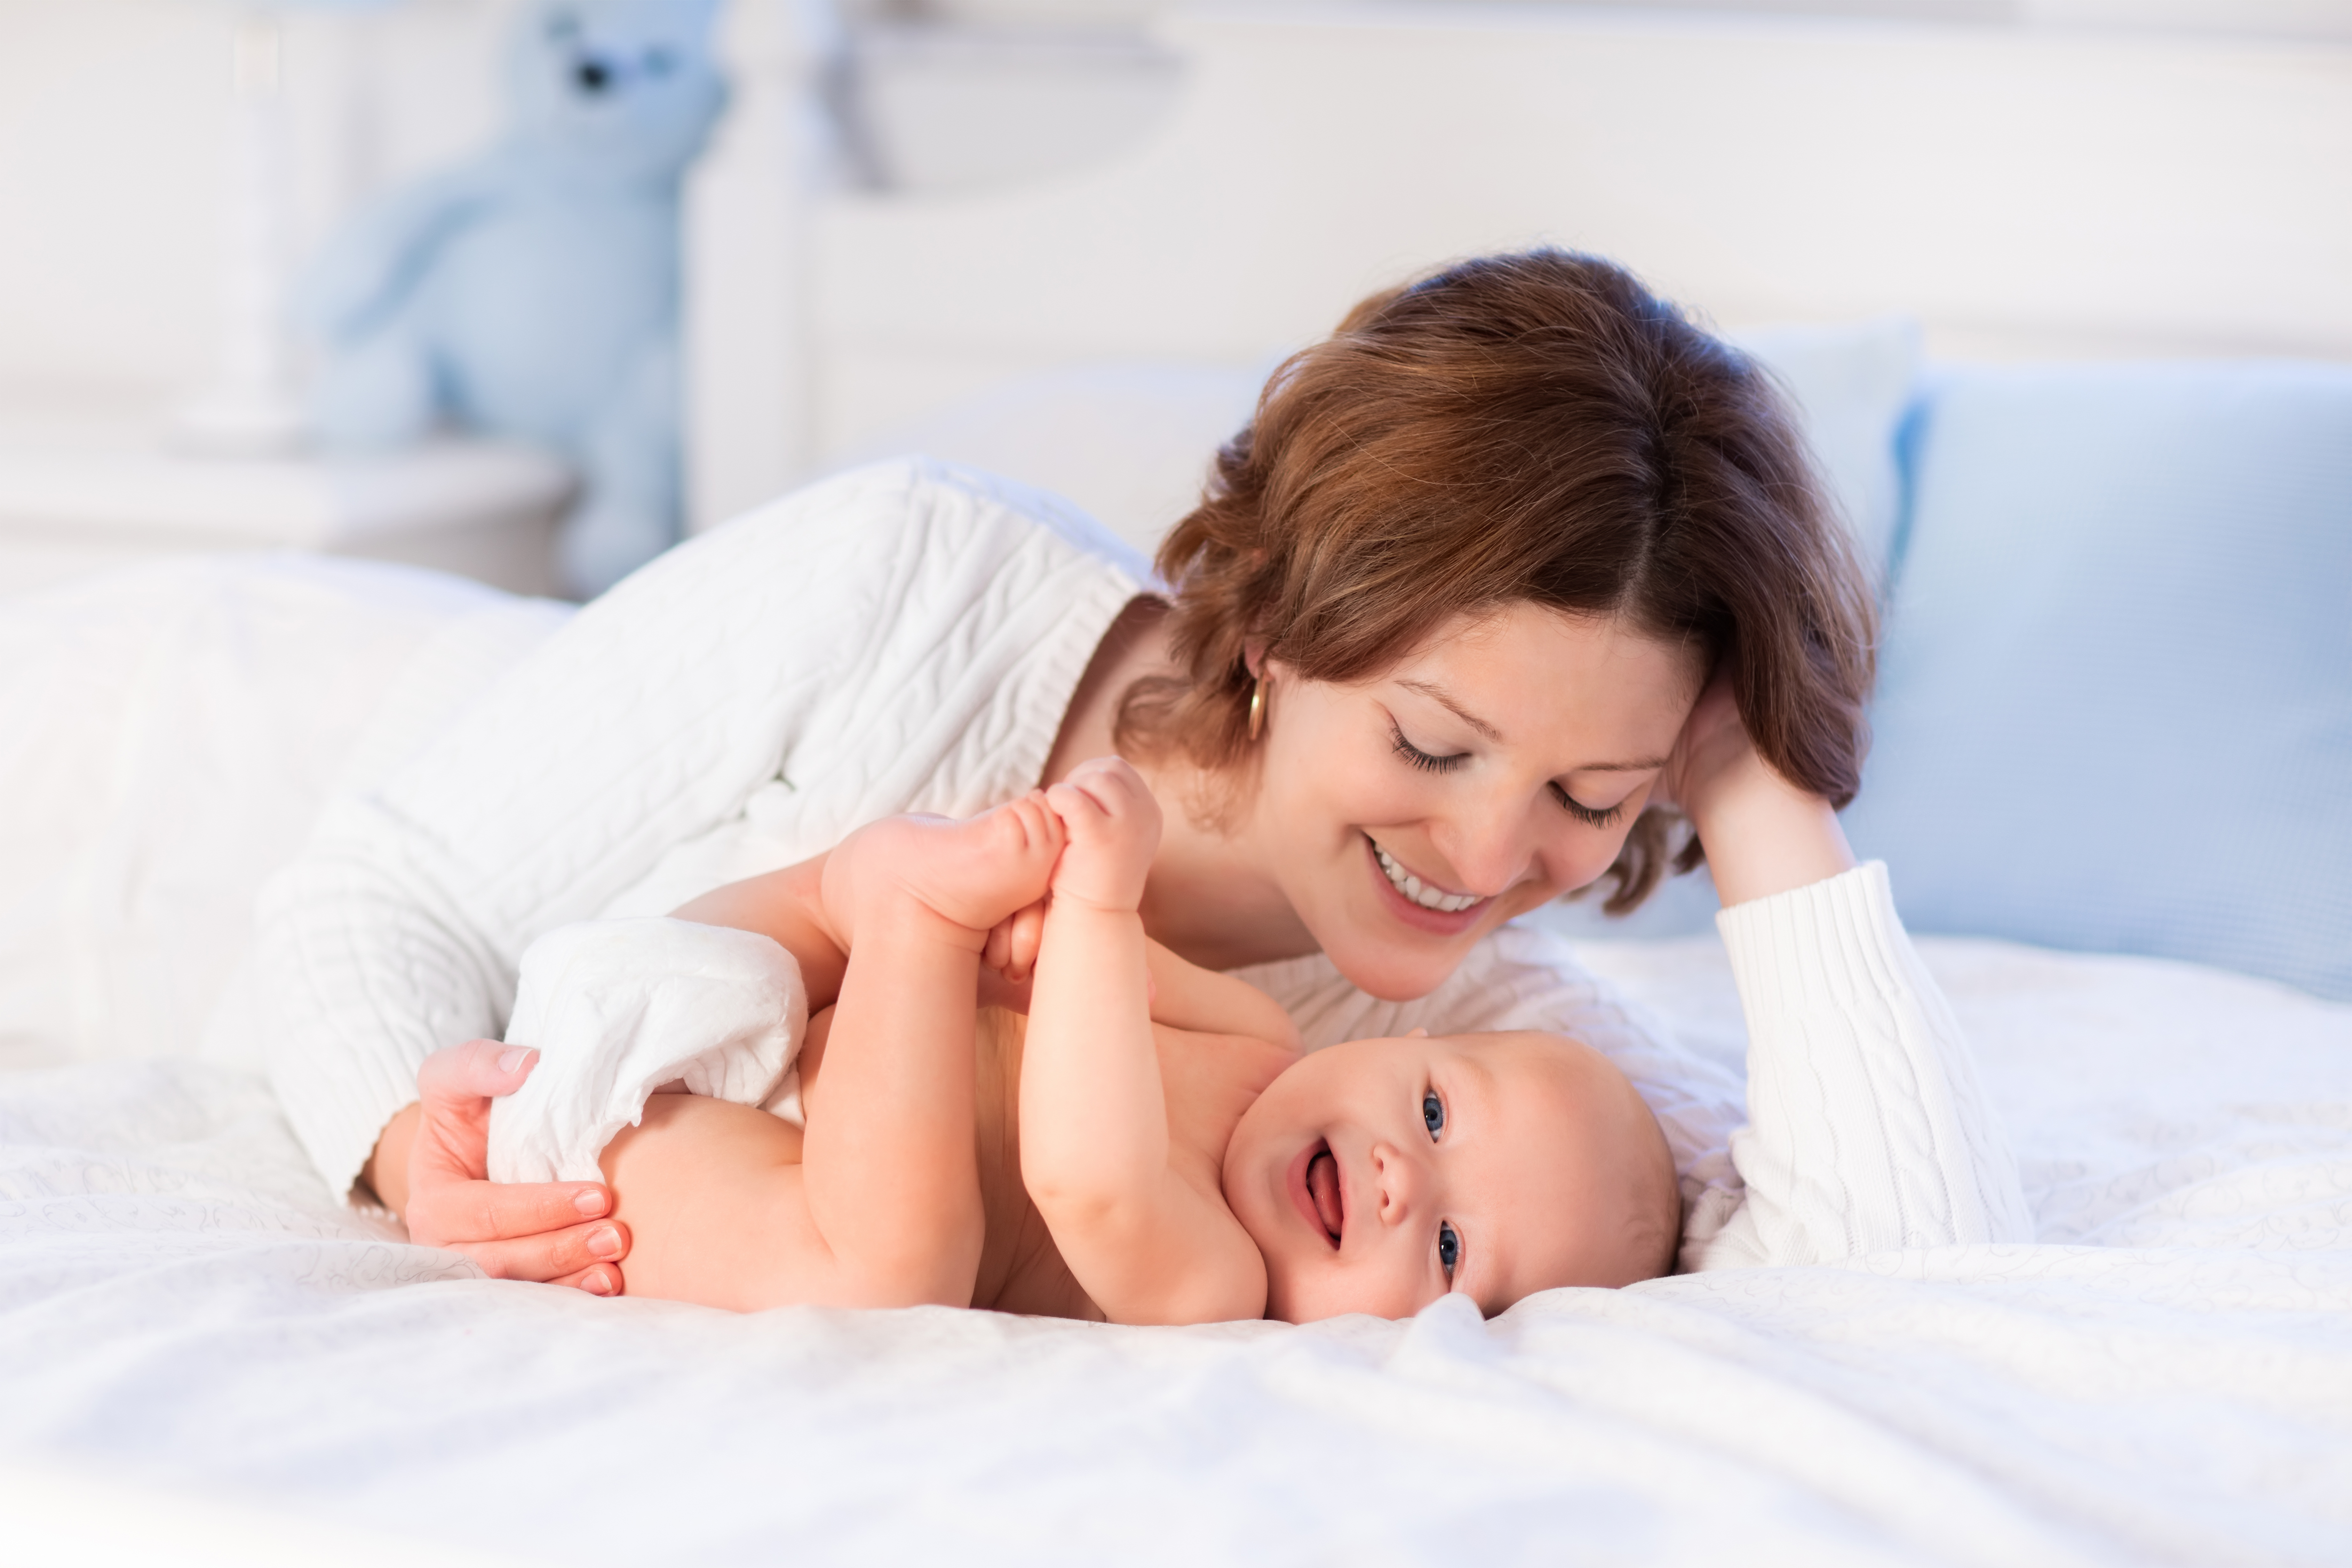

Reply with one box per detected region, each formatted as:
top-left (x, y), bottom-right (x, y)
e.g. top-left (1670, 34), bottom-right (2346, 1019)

top-left (5, 934), bottom-right (2347, 1567)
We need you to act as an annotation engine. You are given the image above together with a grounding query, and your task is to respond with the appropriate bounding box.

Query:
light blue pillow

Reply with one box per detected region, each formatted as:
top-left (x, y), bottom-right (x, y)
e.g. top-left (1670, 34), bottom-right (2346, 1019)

top-left (1843, 361), bottom-right (2352, 999)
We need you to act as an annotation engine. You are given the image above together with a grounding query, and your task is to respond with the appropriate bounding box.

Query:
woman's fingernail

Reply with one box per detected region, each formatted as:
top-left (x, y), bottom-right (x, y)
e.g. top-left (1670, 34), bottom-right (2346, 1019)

top-left (573, 1188), bottom-right (608, 1219)
top-left (588, 1226), bottom-right (622, 1259)
top-left (582, 1268), bottom-right (613, 1296)
top-left (497, 1046), bottom-right (534, 1075)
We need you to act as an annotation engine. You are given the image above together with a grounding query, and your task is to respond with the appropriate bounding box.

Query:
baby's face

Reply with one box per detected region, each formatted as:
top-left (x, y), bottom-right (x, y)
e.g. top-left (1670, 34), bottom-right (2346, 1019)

top-left (1221, 1030), bottom-right (1671, 1322)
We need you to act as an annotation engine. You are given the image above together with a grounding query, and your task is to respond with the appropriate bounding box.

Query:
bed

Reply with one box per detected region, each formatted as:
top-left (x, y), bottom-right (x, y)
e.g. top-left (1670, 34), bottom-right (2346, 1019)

top-left (4, 4), bottom-right (2350, 1562)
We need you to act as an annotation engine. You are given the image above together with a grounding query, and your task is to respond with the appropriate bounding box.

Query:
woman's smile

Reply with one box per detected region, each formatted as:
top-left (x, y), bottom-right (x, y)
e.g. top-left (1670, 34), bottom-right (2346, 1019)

top-left (1369, 837), bottom-right (1484, 915)
top-left (1362, 835), bottom-right (1490, 934)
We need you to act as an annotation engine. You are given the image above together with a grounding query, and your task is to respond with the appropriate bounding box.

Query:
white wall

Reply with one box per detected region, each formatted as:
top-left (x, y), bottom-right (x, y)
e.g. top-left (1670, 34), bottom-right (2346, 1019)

top-left (864, 0), bottom-right (2352, 40)
top-left (0, 0), bottom-right (516, 408)
top-left (3, 0), bottom-right (2344, 411)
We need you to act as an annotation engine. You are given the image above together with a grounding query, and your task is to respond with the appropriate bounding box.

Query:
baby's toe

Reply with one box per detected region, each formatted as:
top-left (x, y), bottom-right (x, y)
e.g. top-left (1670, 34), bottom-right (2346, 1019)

top-left (996, 794), bottom-right (1062, 858)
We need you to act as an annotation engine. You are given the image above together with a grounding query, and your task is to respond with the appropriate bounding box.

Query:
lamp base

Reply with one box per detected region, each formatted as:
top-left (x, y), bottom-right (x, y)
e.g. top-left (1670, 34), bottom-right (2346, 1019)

top-left (172, 386), bottom-right (309, 459)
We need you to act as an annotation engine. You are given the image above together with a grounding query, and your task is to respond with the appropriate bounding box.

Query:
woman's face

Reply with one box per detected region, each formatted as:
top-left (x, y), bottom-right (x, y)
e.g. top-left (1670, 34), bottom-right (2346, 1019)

top-left (1242, 602), bottom-right (1702, 1003)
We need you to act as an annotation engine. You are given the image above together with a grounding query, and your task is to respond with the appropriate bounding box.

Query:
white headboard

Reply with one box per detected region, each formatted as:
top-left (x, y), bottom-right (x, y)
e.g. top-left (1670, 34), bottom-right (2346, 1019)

top-left (684, 1), bottom-right (2352, 528)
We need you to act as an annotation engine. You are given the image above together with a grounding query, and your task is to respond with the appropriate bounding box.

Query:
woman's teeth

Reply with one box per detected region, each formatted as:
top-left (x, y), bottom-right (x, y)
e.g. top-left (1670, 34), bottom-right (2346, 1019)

top-left (1375, 845), bottom-right (1482, 913)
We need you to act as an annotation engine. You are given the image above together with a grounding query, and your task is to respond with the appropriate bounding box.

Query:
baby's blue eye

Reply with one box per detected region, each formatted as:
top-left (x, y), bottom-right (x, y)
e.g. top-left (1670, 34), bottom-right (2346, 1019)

top-left (1438, 1222), bottom-right (1460, 1277)
top-left (1422, 1090), bottom-right (1444, 1139)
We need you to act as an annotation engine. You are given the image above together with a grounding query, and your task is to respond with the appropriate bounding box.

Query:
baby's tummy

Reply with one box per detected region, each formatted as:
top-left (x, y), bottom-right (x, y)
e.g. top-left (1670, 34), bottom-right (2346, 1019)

top-left (968, 1008), bottom-right (1101, 1321)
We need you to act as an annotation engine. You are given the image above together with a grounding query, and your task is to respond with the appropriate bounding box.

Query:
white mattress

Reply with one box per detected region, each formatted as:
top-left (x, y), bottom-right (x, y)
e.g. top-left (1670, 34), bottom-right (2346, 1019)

top-left (4, 934), bottom-right (2348, 1567)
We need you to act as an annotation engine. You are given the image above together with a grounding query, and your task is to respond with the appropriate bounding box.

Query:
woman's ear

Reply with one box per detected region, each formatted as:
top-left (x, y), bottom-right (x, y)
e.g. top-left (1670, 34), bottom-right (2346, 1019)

top-left (1243, 640), bottom-right (1268, 679)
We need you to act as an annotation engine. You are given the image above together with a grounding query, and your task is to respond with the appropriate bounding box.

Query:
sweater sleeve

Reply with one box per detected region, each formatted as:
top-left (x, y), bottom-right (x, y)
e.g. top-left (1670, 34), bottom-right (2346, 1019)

top-left (1685, 861), bottom-right (2034, 1271)
top-left (255, 460), bottom-right (1138, 1203)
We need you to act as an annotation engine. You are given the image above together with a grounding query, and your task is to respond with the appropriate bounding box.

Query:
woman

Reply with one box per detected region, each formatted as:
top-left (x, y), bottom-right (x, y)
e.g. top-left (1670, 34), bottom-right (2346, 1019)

top-left (261, 251), bottom-right (2019, 1295)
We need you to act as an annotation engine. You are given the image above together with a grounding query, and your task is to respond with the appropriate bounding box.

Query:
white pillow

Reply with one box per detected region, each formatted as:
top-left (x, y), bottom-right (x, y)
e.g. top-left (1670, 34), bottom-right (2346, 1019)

top-left (826, 318), bottom-right (1920, 576)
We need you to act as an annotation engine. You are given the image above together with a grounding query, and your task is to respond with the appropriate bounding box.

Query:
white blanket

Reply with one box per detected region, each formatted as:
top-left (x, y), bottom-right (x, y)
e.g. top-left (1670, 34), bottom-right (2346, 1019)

top-left (5, 935), bottom-right (2348, 1566)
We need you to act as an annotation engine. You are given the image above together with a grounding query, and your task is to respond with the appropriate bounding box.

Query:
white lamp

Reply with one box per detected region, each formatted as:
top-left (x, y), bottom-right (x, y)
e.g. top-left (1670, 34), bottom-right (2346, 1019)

top-left (176, 1), bottom-right (390, 456)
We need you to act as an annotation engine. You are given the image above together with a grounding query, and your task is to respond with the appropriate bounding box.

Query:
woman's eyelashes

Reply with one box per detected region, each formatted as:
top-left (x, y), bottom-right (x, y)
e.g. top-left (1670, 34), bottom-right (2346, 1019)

top-left (1389, 723), bottom-right (1466, 775)
top-left (1549, 779), bottom-right (1625, 829)
top-left (1391, 719), bottom-right (1628, 829)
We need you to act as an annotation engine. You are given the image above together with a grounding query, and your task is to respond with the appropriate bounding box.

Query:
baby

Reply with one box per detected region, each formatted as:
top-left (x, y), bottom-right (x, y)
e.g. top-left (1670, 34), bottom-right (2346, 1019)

top-left (534, 757), bottom-right (1679, 1323)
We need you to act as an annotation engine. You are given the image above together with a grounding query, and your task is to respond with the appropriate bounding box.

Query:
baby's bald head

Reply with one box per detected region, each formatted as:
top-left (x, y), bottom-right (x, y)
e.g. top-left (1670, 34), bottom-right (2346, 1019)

top-left (1493, 1031), bottom-right (1681, 1292)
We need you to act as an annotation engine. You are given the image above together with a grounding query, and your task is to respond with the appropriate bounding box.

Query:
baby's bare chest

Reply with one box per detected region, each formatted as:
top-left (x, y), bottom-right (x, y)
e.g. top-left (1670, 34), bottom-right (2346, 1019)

top-left (967, 1016), bottom-right (1271, 1320)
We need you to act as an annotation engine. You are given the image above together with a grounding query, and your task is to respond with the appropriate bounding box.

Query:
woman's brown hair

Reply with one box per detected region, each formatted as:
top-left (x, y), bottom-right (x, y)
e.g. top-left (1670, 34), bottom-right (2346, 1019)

top-left (1120, 249), bottom-right (1877, 913)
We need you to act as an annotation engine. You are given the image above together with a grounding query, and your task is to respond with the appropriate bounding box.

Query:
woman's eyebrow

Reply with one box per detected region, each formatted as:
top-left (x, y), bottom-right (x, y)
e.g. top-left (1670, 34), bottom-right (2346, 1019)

top-left (1576, 756), bottom-right (1672, 774)
top-left (1397, 679), bottom-right (1504, 742)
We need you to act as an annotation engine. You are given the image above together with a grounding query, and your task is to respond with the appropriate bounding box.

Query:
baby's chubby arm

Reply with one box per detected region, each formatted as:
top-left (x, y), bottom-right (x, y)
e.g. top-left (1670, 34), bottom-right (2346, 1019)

top-left (1143, 942), bottom-right (1303, 1055)
top-left (1021, 759), bottom-right (1269, 1325)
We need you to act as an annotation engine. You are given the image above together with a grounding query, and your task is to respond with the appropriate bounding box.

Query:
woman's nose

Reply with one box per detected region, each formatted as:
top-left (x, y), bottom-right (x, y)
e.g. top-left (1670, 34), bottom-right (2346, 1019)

top-left (1439, 793), bottom-right (1621, 901)
top-left (1369, 1141), bottom-right (1427, 1226)
top-left (1430, 798), bottom-right (1539, 897)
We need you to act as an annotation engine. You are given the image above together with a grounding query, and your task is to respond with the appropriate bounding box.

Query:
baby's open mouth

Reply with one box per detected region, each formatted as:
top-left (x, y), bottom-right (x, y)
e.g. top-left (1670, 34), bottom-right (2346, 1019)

top-left (1306, 1139), bottom-right (1343, 1246)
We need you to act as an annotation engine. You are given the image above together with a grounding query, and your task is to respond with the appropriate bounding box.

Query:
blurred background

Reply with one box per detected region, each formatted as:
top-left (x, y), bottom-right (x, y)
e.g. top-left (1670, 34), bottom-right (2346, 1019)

top-left (0, 0), bottom-right (2344, 600)
top-left (3, 0), bottom-right (2342, 402)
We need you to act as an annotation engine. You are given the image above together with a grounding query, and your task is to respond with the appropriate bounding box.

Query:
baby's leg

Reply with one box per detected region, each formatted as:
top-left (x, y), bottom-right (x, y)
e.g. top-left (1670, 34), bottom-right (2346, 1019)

top-left (598, 797), bottom-right (1061, 1311)
top-left (786, 796), bottom-right (1062, 1306)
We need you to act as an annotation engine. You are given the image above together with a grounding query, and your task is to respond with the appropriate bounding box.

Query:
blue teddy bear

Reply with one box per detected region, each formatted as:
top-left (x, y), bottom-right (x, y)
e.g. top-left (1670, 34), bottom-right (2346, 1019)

top-left (303, 0), bottom-right (726, 596)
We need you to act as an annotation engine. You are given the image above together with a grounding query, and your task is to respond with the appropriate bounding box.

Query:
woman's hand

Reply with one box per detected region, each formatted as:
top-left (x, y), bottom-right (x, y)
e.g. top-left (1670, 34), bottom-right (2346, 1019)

top-left (366, 1039), bottom-right (631, 1294)
top-left (1659, 667), bottom-right (1856, 909)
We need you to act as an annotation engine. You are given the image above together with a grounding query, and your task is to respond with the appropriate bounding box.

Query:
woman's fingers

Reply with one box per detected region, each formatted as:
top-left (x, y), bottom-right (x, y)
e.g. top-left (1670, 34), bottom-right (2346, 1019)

top-left (1658, 664), bottom-right (1744, 814)
top-left (406, 1038), bottom-right (538, 1189)
top-left (396, 1038), bottom-right (631, 1284)
top-left (439, 1212), bottom-right (634, 1284)
top-left (416, 1037), bottom-right (540, 1107)
top-left (405, 1174), bottom-right (616, 1249)
top-left (548, 1261), bottom-right (625, 1298)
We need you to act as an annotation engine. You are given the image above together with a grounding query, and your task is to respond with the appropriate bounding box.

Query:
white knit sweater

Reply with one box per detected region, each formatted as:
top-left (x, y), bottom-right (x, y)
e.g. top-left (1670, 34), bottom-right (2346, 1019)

top-left (252, 457), bottom-right (2029, 1268)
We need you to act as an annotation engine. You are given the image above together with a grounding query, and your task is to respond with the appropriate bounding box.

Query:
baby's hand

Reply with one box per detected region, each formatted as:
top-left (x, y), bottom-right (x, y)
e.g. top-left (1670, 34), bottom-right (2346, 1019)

top-left (1043, 756), bottom-right (1161, 914)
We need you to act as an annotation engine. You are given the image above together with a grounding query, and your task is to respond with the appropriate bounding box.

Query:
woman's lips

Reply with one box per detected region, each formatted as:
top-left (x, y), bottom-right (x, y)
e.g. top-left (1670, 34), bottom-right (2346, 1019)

top-left (1287, 1138), bottom-right (1342, 1249)
top-left (1364, 835), bottom-right (1488, 935)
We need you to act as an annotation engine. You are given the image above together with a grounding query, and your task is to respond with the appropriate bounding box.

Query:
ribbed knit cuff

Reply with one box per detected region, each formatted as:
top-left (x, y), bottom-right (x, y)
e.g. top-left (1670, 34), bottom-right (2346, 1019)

top-left (1714, 860), bottom-right (1907, 1040)
top-left (1711, 860), bottom-right (2034, 1259)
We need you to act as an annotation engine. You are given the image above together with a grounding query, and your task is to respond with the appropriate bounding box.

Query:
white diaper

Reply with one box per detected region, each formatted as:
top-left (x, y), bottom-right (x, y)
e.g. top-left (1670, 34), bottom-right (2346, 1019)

top-left (486, 919), bottom-right (810, 1185)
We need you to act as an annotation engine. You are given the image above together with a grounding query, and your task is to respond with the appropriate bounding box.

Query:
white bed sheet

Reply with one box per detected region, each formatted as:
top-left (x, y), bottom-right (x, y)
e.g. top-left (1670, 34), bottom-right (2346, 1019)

top-left (4, 935), bottom-right (2347, 1567)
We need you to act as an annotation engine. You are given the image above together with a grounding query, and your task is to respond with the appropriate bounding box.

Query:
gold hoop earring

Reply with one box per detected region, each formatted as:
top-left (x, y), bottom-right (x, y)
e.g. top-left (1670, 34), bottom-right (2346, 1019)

top-left (1247, 673), bottom-right (1268, 742)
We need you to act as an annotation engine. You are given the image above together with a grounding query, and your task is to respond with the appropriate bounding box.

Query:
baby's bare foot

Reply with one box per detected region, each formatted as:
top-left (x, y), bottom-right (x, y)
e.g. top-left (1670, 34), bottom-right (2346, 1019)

top-left (824, 795), bottom-right (1065, 943)
top-left (1043, 757), bottom-right (1162, 914)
